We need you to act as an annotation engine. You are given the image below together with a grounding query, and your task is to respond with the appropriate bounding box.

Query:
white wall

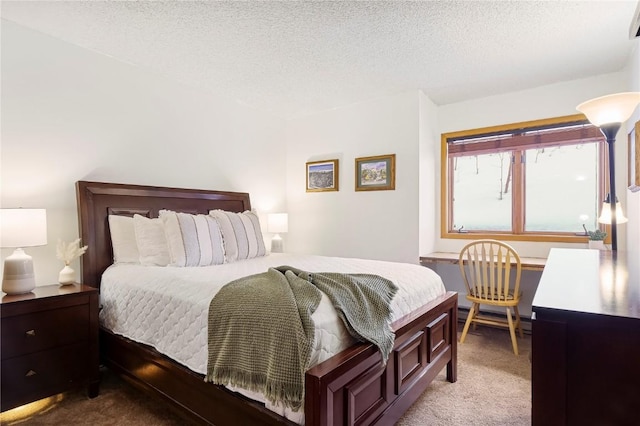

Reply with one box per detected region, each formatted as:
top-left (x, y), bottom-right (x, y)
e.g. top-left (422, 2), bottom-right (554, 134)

top-left (284, 91), bottom-right (422, 264)
top-left (436, 72), bottom-right (629, 258)
top-left (625, 38), bottom-right (640, 261)
top-left (1, 20), bottom-right (287, 286)
top-left (418, 91), bottom-right (439, 255)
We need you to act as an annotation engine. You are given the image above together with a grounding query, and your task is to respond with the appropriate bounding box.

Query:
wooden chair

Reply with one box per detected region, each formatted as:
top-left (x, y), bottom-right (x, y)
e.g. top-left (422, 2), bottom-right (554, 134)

top-left (458, 239), bottom-right (523, 355)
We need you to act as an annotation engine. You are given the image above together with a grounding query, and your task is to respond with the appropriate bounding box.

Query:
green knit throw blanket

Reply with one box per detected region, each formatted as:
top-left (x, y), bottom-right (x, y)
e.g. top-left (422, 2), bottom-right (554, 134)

top-left (205, 266), bottom-right (398, 411)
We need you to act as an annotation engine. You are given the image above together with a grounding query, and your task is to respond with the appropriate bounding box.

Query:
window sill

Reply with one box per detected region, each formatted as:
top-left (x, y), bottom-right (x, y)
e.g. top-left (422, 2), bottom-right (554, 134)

top-left (441, 231), bottom-right (593, 244)
top-left (420, 251), bottom-right (547, 271)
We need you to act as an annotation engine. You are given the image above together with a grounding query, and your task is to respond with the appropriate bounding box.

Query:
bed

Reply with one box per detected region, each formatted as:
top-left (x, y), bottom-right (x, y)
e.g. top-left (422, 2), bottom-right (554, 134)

top-left (76, 180), bottom-right (458, 426)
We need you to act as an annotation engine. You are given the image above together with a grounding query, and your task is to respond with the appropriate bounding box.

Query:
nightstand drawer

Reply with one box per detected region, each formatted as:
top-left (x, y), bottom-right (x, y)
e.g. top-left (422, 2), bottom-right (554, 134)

top-left (1, 304), bottom-right (89, 359)
top-left (1, 342), bottom-right (88, 411)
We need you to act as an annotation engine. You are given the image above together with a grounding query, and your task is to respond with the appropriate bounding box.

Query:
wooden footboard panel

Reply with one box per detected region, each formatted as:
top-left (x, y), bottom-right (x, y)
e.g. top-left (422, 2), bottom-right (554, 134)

top-left (305, 291), bottom-right (458, 426)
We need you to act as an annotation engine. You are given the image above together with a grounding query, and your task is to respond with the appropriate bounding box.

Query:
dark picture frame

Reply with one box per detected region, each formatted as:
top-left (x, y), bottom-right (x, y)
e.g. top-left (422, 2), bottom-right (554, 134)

top-left (355, 154), bottom-right (396, 191)
top-left (306, 159), bottom-right (339, 192)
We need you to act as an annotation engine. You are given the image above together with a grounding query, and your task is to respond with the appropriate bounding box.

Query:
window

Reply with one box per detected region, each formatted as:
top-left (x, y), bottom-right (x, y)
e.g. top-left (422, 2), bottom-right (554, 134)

top-left (441, 114), bottom-right (605, 242)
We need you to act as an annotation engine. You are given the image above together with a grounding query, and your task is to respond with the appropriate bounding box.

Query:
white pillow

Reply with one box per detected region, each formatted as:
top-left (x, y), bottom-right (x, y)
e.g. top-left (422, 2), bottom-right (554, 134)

top-left (133, 214), bottom-right (170, 266)
top-left (108, 215), bottom-right (140, 264)
top-left (209, 210), bottom-right (266, 262)
top-left (159, 210), bottom-right (225, 267)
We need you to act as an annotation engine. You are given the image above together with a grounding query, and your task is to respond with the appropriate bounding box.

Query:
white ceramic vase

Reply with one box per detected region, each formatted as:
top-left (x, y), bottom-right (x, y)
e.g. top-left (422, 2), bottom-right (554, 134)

top-left (58, 264), bottom-right (76, 285)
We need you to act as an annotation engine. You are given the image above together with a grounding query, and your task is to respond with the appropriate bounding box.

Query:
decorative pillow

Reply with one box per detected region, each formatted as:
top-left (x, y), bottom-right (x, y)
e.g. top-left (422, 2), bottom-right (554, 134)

top-left (133, 214), bottom-right (170, 266)
top-left (209, 210), bottom-right (266, 262)
top-left (108, 215), bottom-right (140, 264)
top-left (159, 210), bottom-right (225, 267)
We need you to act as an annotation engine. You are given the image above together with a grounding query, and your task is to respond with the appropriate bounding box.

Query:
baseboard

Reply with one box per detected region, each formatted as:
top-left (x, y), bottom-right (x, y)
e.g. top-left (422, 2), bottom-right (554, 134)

top-left (457, 307), bottom-right (532, 334)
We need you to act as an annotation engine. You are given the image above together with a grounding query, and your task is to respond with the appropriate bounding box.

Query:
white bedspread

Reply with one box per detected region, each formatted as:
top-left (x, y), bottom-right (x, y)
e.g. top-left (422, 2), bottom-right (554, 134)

top-left (99, 253), bottom-right (446, 423)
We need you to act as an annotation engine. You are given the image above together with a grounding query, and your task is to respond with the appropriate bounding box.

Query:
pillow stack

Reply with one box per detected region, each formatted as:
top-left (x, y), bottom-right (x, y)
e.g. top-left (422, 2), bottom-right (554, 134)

top-left (107, 209), bottom-right (268, 267)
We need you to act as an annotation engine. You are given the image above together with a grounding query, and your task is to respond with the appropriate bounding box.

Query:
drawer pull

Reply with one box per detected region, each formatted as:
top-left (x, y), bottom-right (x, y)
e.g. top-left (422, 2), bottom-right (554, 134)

top-left (25, 329), bottom-right (36, 337)
top-left (25, 370), bottom-right (37, 377)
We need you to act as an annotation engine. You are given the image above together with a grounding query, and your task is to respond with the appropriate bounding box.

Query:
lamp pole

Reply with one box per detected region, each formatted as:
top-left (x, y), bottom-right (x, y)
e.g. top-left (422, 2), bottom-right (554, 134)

top-left (599, 123), bottom-right (621, 251)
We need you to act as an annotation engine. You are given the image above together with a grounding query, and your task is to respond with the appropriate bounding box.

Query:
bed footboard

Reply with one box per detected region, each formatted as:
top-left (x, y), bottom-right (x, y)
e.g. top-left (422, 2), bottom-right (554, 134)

top-left (305, 291), bottom-right (457, 426)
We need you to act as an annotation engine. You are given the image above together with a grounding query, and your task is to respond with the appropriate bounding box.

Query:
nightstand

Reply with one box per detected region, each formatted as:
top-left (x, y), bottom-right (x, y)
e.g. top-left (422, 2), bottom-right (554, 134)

top-left (0, 284), bottom-right (99, 411)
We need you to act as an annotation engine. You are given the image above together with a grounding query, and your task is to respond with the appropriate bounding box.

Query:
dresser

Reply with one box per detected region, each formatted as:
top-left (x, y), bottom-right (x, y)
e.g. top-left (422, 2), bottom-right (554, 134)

top-left (0, 284), bottom-right (99, 411)
top-left (531, 248), bottom-right (640, 426)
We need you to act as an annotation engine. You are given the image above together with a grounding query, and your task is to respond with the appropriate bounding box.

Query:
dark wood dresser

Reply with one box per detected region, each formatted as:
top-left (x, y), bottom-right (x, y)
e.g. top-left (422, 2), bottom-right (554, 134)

top-left (532, 248), bottom-right (640, 426)
top-left (0, 284), bottom-right (99, 411)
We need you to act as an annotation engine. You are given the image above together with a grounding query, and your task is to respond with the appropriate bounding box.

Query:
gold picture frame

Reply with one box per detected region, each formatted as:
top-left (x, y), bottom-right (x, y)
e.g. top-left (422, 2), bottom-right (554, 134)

top-left (355, 154), bottom-right (396, 191)
top-left (628, 120), bottom-right (640, 193)
top-left (306, 159), bottom-right (339, 192)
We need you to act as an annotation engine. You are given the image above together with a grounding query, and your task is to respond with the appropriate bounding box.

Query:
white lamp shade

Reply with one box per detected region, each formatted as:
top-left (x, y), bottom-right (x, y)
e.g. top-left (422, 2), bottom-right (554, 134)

top-left (268, 213), bottom-right (288, 234)
top-left (576, 92), bottom-right (640, 126)
top-left (598, 202), bottom-right (628, 224)
top-left (0, 208), bottom-right (48, 248)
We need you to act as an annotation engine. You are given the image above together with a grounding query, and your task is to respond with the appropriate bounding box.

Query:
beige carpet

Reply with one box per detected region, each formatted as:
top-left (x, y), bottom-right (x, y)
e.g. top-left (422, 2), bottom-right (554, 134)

top-left (1, 325), bottom-right (531, 425)
top-left (397, 325), bottom-right (532, 426)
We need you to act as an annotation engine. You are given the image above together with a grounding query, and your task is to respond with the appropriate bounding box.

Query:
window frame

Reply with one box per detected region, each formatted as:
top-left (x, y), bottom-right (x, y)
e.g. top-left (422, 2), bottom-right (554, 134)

top-left (440, 114), bottom-right (608, 243)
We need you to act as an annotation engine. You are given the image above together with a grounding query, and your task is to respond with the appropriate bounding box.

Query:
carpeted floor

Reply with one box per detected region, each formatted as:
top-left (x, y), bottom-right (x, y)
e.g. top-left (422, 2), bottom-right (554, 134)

top-left (397, 325), bottom-right (532, 426)
top-left (1, 324), bottom-right (531, 425)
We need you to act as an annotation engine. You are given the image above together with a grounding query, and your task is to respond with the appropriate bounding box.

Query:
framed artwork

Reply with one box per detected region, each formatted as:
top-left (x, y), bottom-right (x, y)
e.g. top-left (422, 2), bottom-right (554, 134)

top-left (629, 120), bottom-right (640, 193)
top-left (355, 154), bottom-right (396, 191)
top-left (306, 159), bottom-right (339, 192)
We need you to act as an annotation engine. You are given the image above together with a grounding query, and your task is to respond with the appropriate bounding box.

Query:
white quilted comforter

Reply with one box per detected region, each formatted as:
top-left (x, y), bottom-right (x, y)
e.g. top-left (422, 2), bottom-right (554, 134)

top-left (99, 253), bottom-right (446, 423)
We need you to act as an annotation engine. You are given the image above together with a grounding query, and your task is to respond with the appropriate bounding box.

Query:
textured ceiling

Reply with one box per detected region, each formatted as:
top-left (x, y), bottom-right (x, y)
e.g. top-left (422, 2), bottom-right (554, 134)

top-left (1, 1), bottom-right (639, 119)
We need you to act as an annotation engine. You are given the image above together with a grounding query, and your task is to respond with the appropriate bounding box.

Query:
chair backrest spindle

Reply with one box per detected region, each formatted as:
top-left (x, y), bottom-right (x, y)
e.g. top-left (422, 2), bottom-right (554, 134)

top-left (458, 239), bottom-right (521, 303)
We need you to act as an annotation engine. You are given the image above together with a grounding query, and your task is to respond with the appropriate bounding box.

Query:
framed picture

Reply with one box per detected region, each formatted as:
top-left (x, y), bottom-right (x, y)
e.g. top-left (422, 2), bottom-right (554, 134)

top-left (355, 154), bottom-right (396, 191)
top-left (629, 120), bottom-right (640, 193)
top-left (306, 159), bottom-right (339, 192)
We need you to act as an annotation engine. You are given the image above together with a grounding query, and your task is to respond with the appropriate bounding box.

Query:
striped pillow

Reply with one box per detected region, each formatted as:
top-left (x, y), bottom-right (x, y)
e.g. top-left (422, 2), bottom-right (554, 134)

top-left (159, 210), bottom-right (225, 267)
top-left (209, 210), bottom-right (267, 262)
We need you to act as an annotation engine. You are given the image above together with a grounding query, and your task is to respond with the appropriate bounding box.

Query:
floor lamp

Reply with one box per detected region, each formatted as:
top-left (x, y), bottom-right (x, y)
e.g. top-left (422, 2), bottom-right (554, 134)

top-left (577, 92), bottom-right (640, 251)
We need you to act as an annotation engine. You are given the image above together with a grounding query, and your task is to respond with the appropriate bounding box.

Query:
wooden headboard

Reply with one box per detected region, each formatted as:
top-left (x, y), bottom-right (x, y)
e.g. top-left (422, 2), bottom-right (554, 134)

top-left (76, 181), bottom-right (251, 288)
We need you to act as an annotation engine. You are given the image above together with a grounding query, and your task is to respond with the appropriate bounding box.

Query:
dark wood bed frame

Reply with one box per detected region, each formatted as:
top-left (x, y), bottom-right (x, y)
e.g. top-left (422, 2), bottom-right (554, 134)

top-left (76, 180), bottom-right (458, 426)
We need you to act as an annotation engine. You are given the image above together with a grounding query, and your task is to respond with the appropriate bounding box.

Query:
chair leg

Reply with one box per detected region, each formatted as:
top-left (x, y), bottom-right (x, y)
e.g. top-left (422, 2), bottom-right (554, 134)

top-left (471, 302), bottom-right (479, 331)
top-left (514, 305), bottom-right (523, 338)
top-left (460, 303), bottom-right (477, 344)
top-left (506, 307), bottom-right (519, 355)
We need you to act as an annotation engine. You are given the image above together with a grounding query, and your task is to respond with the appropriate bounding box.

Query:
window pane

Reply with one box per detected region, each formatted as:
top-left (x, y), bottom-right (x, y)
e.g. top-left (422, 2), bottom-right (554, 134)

top-left (452, 153), bottom-right (512, 231)
top-left (525, 143), bottom-right (599, 233)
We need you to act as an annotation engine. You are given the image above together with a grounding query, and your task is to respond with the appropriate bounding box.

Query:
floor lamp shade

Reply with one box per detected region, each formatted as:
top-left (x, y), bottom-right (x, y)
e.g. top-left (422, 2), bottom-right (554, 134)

top-left (1, 209), bottom-right (48, 294)
top-left (576, 92), bottom-right (640, 126)
top-left (267, 213), bottom-right (288, 253)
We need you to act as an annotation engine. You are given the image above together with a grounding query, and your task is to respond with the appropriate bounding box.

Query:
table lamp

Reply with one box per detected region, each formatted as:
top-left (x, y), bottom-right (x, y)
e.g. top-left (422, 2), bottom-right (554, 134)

top-left (267, 213), bottom-right (288, 253)
top-left (1, 208), bottom-right (48, 294)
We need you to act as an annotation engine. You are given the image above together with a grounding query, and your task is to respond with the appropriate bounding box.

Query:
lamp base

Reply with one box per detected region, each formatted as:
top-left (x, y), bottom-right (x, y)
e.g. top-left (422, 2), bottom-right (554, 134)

top-left (271, 235), bottom-right (284, 253)
top-left (2, 248), bottom-right (36, 295)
